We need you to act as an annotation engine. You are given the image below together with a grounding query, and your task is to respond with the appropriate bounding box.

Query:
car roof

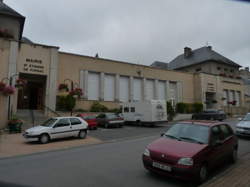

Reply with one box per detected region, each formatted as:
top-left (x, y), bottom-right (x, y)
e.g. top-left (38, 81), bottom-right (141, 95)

top-left (77, 113), bottom-right (96, 116)
top-left (52, 116), bottom-right (81, 119)
top-left (180, 120), bottom-right (226, 127)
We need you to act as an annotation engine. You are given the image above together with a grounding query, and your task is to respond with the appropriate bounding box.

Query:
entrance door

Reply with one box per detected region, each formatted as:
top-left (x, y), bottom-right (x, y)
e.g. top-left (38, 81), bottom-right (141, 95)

top-left (17, 73), bottom-right (46, 110)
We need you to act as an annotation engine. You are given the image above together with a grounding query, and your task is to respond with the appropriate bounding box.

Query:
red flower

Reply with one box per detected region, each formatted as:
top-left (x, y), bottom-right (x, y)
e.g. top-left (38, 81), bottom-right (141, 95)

top-left (3, 86), bottom-right (15, 96)
top-left (69, 88), bottom-right (83, 97)
top-left (58, 83), bottom-right (69, 91)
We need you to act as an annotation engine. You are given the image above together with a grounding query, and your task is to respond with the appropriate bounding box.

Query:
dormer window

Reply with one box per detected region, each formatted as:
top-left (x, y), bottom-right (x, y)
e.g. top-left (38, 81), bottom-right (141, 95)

top-left (196, 68), bottom-right (202, 72)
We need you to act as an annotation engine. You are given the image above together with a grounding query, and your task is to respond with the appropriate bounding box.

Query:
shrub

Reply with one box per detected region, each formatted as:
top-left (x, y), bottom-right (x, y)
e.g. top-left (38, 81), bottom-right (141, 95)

top-left (108, 108), bottom-right (122, 114)
top-left (167, 101), bottom-right (175, 121)
top-left (176, 103), bottom-right (186, 113)
top-left (90, 102), bottom-right (108, 112)
top-left (65, 95), bottom-right (76, 111)
top-left (56, 96), bottom-right (67, 111)
top-left (75, 108), bottom-right (87, 113)
top-left (193, 102), bottom-right (203, 113)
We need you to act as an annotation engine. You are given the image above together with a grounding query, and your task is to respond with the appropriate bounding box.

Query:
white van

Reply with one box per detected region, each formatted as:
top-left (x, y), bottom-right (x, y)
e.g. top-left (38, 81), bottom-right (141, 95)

top-left (122, 100), bottom-right (167, 126)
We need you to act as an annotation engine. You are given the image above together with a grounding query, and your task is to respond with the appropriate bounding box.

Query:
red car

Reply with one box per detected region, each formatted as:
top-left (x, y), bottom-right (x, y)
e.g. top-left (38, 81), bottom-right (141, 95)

top-left (142, 121), bottom-right (238, 183)
top-left (76, 113), bottom-right (98, 130)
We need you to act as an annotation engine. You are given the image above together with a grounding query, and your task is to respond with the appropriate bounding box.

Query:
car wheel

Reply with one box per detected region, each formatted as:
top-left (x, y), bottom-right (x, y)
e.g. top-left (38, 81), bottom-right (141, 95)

top-left (136, 120), bottom-right (141, 126)
top-left (78, 130), bottom-right (87, 139)
top-left (231, 148), bottom-right (238, 163)
top-left (198, 165), bottom-right (208, 183)
top-left (94, 126), bottom-right (98, 130)
top-left (39, 134), bottom-right (49, 144)
top-left (104, 123), bottom-right (109, 128)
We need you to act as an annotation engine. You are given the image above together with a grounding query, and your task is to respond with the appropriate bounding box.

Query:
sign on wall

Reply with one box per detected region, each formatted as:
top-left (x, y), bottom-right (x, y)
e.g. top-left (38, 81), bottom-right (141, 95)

top-left (22, 58), bottom-right (45, 74)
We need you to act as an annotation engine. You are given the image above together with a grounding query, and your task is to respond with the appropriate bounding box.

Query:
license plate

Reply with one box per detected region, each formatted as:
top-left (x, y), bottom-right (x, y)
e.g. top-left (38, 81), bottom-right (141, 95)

top-left (152, 162), bottom-right (171, 172)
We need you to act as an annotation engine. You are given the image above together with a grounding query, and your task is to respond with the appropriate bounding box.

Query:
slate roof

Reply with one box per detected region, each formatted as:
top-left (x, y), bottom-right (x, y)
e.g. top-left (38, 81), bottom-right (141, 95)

top-left (0, 1), bottom-right (24, 18)
top-left (150, 61), bottom-right (169, 70)
top-left (21, 37), bottom-right (33, 44)
top-left (168, 46), bottom-right (241, 70)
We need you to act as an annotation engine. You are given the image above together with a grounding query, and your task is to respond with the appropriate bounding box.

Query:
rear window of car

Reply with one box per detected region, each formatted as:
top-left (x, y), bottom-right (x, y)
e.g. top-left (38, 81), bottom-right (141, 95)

top-left (83, 115), bottom-right (96, 120)
top-left (70, 118), bottom-right (82, 125)
top-left (107, 114), bottom-right (117, 119)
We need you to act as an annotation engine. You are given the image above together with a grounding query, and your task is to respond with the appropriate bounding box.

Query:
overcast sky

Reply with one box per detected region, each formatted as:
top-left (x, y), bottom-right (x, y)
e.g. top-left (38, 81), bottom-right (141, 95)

top-left (5, 0), bottom-right (250, 67)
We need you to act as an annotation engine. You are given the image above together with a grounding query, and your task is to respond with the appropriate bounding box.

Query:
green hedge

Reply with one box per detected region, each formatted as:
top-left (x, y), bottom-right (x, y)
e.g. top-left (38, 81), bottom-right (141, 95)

top-left (175, 102), bottom-right (203, 114)
top-left (90, 102), bottom-right (108, 112)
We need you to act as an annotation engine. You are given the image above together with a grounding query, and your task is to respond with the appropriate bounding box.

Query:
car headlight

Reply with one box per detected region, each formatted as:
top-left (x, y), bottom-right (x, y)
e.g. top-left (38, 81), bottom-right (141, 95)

top-left (178, 158), bottom-right (193, 166)
top-left (143, 148), bottom-right (150, 157)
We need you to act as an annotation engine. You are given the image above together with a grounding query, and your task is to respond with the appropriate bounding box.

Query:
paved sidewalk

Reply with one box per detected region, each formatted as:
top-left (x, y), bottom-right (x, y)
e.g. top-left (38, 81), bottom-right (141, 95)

top-left (0, 133), bottom-right (102, 159)
top-left (202, 153), bottom-right (250, 187)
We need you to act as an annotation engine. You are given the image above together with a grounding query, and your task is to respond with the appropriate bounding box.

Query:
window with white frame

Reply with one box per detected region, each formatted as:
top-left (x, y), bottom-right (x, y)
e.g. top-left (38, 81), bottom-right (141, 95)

top-left (146, 79), bottom-right (154, 100)
top-left (119, 76), bottom-right (129, 102)
top-left (104, 74), bottom-right (115, 101)
top-left (133, 78), bottom-right (142, 101)
top-left (158, 80), bottom-right (166, 100)
top-left (88, 72), bottom-right (100, 100)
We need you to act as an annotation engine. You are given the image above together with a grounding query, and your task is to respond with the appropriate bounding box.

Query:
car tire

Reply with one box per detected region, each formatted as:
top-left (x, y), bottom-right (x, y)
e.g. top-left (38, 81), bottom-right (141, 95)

top-left (231, 148), bottom-right (238, 163)
top-left (104, 123), bottom-right (109, 128)
top-left (78, 130), bottom-right (87, 139)
top-left (39, 134), bottom-right (49, 144)
top-left (198, 164), bottom-right (208, 184)
top-left (136, 120), bottom-right (142, 126)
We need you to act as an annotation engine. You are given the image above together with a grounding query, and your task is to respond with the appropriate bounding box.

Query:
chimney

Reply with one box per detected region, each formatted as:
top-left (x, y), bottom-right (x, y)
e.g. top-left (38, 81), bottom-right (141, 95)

top-left (184, 47), bottom-right (192, 58)
top-left (0, 0), bottom-right (3, 3)
top-left (207, 46), bottom-right (212, 50)
top-left (245, 67), bottom-right (249, 72)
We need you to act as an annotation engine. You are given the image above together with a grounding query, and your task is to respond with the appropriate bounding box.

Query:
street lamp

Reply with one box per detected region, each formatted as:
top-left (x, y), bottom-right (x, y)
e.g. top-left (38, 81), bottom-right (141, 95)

top-left (1, 73), bottom-right (19, 120)
top-left (63, 79), bottom-right (74, 91)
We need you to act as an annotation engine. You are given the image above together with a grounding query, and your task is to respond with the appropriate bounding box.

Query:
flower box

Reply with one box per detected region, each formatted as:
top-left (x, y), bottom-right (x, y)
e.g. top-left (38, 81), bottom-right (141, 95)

top-left (58, 83), bottom-right (69, 92)
top-left (2, 86), bottom-right (15, 96)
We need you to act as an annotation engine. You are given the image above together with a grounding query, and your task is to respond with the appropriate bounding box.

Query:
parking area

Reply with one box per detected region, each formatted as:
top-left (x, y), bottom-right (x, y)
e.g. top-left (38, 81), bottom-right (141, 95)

top-left (90, 122), bottom-right (171, 141)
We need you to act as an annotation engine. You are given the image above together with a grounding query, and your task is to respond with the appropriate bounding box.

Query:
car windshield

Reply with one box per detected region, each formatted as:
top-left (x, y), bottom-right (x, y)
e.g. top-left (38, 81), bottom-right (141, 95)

top-left (164, 123), bottom-right (209, 144)
top-left (243, 114), bottom-right (250, 121)
top-left (41, 118), bottom-right (57, 127)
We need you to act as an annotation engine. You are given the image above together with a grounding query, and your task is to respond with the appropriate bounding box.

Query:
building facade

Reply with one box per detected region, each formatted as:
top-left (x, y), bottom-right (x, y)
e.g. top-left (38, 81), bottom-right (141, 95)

top-left (0, 1), bottom-right (249, 129)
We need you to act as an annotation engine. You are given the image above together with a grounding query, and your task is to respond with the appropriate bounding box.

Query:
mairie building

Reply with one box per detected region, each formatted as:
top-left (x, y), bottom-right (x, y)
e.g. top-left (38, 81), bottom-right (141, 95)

top-left (0, 1), bottom-right (249, 129)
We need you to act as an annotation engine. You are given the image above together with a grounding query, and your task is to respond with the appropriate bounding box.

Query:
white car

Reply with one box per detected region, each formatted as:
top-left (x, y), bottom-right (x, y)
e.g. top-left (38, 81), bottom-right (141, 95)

top-left (236, 113), bottom-right (250, 137)
top-left (23, 117), bottom-right (88, 144)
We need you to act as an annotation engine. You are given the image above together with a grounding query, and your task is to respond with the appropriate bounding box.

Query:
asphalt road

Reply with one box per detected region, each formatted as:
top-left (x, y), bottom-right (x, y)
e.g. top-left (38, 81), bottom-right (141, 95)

top-left (0, 120), bottom-right (249, 187)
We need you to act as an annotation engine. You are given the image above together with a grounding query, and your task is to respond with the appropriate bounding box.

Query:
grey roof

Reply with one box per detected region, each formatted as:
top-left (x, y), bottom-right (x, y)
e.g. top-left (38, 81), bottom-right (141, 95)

top-left (21, 37), bottom-right (33, 44)
top-left (168, 46), bottom-right (241, 70)
top-left (0, 1), bottom-right (24, 18)
top-left (150, 61), bottom-right (169, 69)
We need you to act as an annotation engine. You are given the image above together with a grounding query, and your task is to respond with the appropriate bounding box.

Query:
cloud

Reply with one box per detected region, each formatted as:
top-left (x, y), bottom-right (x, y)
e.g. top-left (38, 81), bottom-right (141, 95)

top-left (5, 0), bottom-right (250, 67)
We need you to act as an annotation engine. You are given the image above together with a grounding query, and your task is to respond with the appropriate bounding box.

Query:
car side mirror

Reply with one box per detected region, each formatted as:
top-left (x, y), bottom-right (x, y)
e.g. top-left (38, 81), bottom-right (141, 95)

top-left (160, 133), bottom-right (165, 137)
